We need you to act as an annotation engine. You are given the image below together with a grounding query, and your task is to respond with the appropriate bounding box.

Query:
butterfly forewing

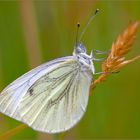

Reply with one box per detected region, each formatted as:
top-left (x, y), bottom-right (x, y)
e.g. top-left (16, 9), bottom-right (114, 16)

top-left (0, 56), bottom-right (74, 120)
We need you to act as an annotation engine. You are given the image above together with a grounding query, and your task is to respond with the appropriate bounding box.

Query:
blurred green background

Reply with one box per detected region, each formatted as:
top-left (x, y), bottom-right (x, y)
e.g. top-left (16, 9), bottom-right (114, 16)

top-left (0, 0), bottom-right (140, 140)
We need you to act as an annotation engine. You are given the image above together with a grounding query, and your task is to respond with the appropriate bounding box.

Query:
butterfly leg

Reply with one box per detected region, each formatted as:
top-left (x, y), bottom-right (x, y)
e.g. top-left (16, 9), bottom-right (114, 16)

top-left (94, 71), bottom-right (119, 75)
top-left (92, 57), bottom-right (105, 62)
top-left (92, 50), bottom-right (110, 62)
top-left (93, 49), bottom-right (110, 55)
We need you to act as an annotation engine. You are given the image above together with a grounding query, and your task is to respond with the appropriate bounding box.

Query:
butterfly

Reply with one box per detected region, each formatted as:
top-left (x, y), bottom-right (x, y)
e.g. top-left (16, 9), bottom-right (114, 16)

top-left (0, 9), bottom-right (102, 133)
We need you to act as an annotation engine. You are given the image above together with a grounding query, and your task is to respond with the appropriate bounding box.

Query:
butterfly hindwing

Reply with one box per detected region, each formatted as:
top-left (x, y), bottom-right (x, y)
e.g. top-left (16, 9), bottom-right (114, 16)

top-left (18, 59), bottom-right (92, 133)
top-left (0, 56), bottom-right (92, 133)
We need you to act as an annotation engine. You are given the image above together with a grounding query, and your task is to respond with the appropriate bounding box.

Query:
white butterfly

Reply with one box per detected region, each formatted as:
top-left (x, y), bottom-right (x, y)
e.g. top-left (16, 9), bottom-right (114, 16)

top-left (0, 9), bottom-right (101, 133)
top-left (0, 42), bottom-right (95, 133)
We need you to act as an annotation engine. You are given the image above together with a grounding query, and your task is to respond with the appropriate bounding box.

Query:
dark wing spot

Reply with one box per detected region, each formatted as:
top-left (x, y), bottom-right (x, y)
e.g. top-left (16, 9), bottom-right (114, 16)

top-left (29, 88), bottom-right (34, 96)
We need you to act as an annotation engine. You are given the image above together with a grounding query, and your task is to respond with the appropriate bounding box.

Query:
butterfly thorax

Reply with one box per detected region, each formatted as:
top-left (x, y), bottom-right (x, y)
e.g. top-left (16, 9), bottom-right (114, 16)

top-left (73, 42), bottom-right (95, 74)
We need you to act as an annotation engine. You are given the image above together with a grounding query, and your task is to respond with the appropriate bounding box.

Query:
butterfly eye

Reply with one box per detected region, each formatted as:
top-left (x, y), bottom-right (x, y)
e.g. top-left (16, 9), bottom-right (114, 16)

top-left (75, 43), bottom-right (86, 54)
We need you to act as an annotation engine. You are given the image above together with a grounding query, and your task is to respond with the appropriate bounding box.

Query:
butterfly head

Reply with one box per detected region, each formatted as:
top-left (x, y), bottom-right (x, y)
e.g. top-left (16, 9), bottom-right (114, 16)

top-left (73, 42), bottom-right (95, 74)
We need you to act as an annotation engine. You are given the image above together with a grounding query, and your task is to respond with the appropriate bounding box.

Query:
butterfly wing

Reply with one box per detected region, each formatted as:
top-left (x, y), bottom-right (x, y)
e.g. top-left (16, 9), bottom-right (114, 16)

top-left (18, 59), bottom-right (92, 133)
top-left (0, 56), bottom-right (74, 120)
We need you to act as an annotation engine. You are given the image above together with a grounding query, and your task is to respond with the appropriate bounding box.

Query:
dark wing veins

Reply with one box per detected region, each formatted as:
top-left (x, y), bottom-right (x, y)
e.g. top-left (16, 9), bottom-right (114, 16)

top-left (28, 68), bottom-right (78, 98)
top-left (46, 70), bottom-right (78, 111)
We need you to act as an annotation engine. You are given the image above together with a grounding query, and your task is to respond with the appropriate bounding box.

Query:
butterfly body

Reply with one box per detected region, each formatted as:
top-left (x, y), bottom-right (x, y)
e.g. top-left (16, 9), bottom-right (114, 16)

top-left (0, 42), bottom-right (95, 133)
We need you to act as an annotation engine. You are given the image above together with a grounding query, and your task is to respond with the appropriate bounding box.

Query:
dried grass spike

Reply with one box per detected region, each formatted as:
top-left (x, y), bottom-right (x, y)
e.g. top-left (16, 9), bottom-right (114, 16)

top-left (92, 21), bottom-right (140, 89)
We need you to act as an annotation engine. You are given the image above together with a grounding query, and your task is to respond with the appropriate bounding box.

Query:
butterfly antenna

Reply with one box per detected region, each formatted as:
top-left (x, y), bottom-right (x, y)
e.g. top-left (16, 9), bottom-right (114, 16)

top-left (76, 22), bottom-right (80, 46)
top-left (79, 8), bottom-right (99, 42)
